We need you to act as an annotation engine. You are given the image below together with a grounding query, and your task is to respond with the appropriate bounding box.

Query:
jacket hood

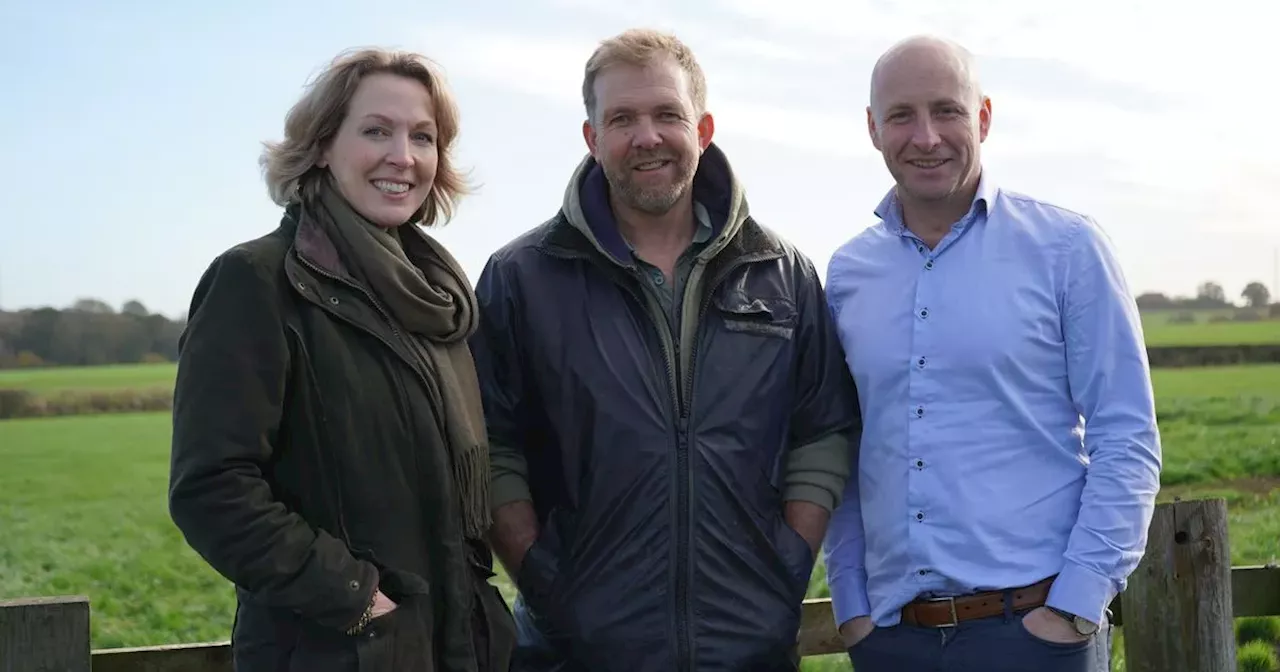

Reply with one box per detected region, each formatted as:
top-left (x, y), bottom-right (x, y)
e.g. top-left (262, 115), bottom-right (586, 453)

top-left (559, 141), bottom-right (750, 267)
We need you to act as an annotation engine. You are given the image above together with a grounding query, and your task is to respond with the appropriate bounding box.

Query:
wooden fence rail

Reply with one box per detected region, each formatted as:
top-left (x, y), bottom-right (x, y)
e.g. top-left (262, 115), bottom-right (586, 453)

top-left (3, 498), bottom-right (1278, 671)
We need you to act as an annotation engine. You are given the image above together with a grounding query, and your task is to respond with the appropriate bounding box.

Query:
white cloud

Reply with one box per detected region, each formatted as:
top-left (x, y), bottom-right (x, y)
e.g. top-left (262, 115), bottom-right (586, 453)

top-left (713, 99), bottom-right (875, 158)
top-left (417, 4), bottom-right (1275, 245)
top-left (426, 29), bottom-right (590, 109)
top-left (422, 25), bottom-right (881, 159)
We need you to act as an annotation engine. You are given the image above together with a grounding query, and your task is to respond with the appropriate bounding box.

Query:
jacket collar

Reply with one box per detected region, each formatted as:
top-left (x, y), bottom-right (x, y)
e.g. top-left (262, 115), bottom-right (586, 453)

top-left (283, 202), bottom-right (360, 284)
top-left (544, 141), bottom-right (779, 264)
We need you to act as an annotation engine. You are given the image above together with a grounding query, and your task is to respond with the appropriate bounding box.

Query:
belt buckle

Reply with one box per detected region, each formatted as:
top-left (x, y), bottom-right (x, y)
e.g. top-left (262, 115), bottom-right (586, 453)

top-left (926, 595), bottom-right (959, 628)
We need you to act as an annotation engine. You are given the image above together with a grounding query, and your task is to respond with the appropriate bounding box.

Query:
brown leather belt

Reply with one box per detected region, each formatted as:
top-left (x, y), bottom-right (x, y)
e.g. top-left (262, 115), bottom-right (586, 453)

top-left (900, 575), bottom-right (1056, 627)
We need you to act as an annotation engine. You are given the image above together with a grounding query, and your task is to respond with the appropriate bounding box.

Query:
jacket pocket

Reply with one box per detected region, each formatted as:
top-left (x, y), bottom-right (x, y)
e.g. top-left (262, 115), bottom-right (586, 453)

top-left (471, 562), bottom-right (517, 672)
top-left (347, 552), bottom-right (436, 672)
top-left (353, 594), bottom-right (436, 672)
top-left (515, 509), bottom-right (571, 634)
top-left (774, 514), bottom-right (816, 601)
top-left (713, 292), bottom-right (798, 340)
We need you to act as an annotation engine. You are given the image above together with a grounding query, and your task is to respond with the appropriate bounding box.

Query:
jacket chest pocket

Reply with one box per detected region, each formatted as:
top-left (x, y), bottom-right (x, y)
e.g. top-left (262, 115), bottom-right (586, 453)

top-left (712, 290), bottom-right (797, 341)
top-left (699, 290), bottom-right (799, 411)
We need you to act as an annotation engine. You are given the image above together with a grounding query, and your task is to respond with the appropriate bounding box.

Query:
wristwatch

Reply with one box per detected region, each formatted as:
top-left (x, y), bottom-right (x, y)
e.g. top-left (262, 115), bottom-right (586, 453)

top-left (1046, 606), bottom-right (1099, 636)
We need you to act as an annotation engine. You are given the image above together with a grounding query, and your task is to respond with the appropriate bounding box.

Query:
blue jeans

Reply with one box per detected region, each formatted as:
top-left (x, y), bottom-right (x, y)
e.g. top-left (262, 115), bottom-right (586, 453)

top-left (847, 602), bottom-right (1113, 672)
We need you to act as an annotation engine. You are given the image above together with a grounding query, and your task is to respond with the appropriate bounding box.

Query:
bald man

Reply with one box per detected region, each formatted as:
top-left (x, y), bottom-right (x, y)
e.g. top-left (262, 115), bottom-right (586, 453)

top-left (821, 35), bottom-right (1161, 671)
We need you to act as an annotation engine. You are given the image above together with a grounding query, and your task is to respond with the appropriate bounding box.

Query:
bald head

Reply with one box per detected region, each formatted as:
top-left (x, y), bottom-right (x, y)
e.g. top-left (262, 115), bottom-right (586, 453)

top-left (864, 34), bottom-right (990, 215)
top-left (869, 35), bottom-right (981, 122)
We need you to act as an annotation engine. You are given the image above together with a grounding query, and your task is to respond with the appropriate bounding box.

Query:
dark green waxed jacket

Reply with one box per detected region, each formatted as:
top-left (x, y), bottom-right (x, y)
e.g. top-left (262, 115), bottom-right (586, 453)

top-left (168, 206), bottom-right (515, 672)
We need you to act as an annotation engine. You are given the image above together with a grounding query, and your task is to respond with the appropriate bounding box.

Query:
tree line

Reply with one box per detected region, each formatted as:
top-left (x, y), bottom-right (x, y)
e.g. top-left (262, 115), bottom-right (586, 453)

top-left (0, 299), bottom-right (185, 369)
top-left (0, 280), bottom-right (1275, 370)
top-left (1136, 280), bottom-right (1272, 312)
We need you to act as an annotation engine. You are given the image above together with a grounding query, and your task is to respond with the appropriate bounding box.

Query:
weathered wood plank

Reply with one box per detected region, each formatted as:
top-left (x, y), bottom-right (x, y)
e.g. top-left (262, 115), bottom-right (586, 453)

top-left (798, 598), bottom-right (843, 657)
top-left (1123, 498), bottom-right (1235, 672)
top-left (1232, 565), bottom-right (1280, 621)
top-left (91, 641), bottom-right (231, 672)
top-left (10, 556), bottom-right (1272, 667)
top-left (0, 595), bottom-right (91, 672)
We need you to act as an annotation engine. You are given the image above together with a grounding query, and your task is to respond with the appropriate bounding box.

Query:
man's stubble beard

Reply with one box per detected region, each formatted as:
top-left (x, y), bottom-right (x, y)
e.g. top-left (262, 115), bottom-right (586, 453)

top-left (604, 154), bottom-right (698, 216)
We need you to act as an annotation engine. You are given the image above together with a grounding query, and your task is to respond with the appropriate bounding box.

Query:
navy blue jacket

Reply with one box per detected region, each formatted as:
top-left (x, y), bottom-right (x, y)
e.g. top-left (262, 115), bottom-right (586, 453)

top-left (470, 143), bottom-right (860, 672)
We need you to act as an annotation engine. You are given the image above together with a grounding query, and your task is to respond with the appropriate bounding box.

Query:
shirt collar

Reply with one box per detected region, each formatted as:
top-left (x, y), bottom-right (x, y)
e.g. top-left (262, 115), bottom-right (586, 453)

top-left (621, 200), bottom-right (714, 253)
top-left (874, 171), bottom-right (997, 234)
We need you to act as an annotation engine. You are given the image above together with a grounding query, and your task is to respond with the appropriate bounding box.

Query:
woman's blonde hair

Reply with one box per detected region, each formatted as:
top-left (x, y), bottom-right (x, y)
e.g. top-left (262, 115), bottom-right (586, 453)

top-left (260, 47), bottom-right (469, 227)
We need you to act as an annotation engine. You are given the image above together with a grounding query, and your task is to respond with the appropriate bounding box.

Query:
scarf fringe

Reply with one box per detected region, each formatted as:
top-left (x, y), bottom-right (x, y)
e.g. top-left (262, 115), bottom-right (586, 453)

top-left (455, 444), bottom-right (492, 540)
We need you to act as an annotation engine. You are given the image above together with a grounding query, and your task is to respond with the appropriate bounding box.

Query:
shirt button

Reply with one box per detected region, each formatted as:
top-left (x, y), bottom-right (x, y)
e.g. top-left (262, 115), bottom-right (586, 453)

top-left (348, 580), bottom-right (360, 591)
top-left (652, 272), bottom-right (665, 286)
top-left (917, 357), bottom-right (926, 368)
top-left (916, 406), bottom-right (924, 417)
top-left (916, 511), bottom-right (925, 521)
top-left (919, 308), bottom-right (929, 319)
top-left (915, 459), bottom-right (925, 468)
top-left (925, 260), bottom-right (934, 269)
top-left (917, 245), bottom-right (925, 253)
top-left (918, 569), bottom-right (931, 575)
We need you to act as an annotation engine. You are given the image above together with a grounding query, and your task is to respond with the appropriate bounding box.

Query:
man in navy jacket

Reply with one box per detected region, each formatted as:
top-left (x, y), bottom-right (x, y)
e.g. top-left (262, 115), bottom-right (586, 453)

top-left (470, 28), bottom-right (861, 672)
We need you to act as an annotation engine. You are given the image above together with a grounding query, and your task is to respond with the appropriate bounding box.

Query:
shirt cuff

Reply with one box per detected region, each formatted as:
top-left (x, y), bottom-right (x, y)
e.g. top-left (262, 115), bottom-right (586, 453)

top-left (783, 483), bottom-right (836, 511)
top-left (827, 565), bottom-right (872, 626)
top-left (1046, 560), bottom-right (1114, 626)
top-left (489, 442), bottom-right (532, 508)
top-left (783, 432), bottom-right (852, 511)
top-left (490, 472), bottom-right (532, 509)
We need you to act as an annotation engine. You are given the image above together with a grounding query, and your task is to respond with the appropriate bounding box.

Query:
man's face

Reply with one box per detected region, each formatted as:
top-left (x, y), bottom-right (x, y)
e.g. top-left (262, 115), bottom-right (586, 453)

top-left (867, 46), bottom-right (991, 207)
top-left (583, 57), bottom-right (713, 216)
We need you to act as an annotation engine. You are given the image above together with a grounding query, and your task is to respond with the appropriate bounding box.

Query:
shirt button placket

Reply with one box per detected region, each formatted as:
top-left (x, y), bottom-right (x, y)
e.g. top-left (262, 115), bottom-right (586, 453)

top-left (907, 236), bottom-right (935, 573)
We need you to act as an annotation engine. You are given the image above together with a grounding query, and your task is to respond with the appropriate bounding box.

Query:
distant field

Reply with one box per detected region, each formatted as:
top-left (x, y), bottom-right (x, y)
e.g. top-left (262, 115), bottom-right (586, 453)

top-left (0, 362), bottom-right (176, 393)
top-left (1141, 309), bottom-right (1280, 346)
top-left (1152, 363), bottom-right (1280, 398)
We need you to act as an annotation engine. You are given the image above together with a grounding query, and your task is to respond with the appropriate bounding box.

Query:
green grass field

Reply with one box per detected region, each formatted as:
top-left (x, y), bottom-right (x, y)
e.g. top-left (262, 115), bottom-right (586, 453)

top-left (1141, 310), bottom-right (1280, 346)
top-left (2, 363), bottom-right (1279, 671)
top-left (0, 362), bottom-right (176, 393)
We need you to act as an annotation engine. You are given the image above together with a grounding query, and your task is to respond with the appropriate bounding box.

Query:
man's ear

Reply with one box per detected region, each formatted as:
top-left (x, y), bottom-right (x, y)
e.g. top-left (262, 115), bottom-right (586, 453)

top-left (697, 112), bottom-right (715, 151)
top-left (582, 119), bottom-right (598, 155)
top-left (977, 95), bottom-right (993, 143)
top-left (866, 106), bottom-right (882, 152)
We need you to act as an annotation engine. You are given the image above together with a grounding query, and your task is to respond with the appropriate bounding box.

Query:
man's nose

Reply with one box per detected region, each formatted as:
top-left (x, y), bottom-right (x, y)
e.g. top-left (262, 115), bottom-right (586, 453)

top-left (910, 118), bottom-right (942, 151)
top-left (630, 117), bottom-right (662, 148)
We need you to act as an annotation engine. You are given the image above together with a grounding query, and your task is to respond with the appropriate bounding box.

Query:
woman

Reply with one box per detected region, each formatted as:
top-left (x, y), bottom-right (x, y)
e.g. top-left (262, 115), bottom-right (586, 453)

top-left (168, 47), bottom-right (515, 672)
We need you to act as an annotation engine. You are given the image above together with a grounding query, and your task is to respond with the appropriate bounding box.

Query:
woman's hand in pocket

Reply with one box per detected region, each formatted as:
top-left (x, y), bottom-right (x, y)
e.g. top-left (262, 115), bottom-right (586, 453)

top-left (371, 589), bottom-right (398, 618)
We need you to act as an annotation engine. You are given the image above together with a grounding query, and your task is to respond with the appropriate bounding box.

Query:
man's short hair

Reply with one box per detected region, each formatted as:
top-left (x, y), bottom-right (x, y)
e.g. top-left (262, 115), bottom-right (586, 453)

top-left (581, 28), bottom-right (708, 124)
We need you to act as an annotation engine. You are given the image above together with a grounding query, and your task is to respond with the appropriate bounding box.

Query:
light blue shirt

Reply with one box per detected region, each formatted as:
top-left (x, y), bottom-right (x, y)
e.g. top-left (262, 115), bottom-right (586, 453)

top-left (822, 173), bottom-right (1162, 629)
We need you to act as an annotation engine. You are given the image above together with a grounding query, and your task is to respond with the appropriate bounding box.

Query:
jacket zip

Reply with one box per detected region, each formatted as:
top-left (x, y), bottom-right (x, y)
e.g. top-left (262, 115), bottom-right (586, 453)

top-left (548, 240), bottom-right (779, 672)
top-left (294, 253), bottom-right (446, 437)
top-left (671, 250), bottom-right (778, 672)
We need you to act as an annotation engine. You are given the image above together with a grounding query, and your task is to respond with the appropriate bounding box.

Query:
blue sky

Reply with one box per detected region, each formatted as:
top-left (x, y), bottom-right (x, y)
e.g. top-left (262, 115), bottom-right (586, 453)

top-left (2, 0), bottom-right (1275, 318)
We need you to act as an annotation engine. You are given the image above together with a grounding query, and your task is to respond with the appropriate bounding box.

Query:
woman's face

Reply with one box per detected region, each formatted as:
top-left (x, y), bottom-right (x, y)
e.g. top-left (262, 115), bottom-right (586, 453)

top-left (320, 72), bottom-right (439, 227)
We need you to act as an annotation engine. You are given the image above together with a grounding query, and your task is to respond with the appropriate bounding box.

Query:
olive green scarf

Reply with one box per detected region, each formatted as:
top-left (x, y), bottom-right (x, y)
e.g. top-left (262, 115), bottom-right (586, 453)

top-left (309, 177), bottom-right (491, 540)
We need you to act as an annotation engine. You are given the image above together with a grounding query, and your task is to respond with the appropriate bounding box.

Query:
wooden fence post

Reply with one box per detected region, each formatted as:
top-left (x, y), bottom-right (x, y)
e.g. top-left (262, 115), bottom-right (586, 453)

top-left (1122, 497), bottom-right (1235, 672)
top-left (0, 595), bottom-right (91, 672)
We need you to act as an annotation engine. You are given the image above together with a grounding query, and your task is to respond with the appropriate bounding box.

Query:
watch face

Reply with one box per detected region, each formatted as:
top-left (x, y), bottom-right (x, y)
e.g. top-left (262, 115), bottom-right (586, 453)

top-left (1074, 617), bottom-right (1099, 636)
